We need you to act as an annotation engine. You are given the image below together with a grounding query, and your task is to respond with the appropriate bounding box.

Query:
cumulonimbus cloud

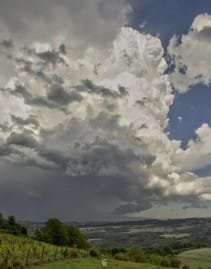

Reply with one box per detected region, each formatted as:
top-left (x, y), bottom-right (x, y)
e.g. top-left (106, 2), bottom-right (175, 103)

top-left (0, 8), bottom-right (211, 219)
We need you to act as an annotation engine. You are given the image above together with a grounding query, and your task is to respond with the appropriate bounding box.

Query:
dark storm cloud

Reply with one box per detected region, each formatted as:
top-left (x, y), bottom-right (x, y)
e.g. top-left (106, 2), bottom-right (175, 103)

top-left (11, 115), bottom-right (39, 128)
top-left (76, 79), bottom-right (129, 98)
top-left (0, 123), bottom-right (11, 133)
top-left (0, 106), bottom-right (158, 218)
top-left (35, 50), bottom-right (68, 67)
top-left (0, 144), bottom-right (16, 157)
top-left (3, 79), bottom-right (83, 112)
top-left (35, 113), bottom-right (157, 215)
top-left (0, 143), bottom-right (155, 221)
top-left (6, 132), bottom-right (39, 148)
top-left (30, 91), bottom-right (82, 111)
top-left (47, 85), bottom-right (83, 105)
top-left (0, 165), bottom-right (130, 221)
top-left (16, 44), bottom-right (69, 69)
top-left (0, 39), bottom-right (13, 50)
top-left (113, 201), bottom-right (152, 215)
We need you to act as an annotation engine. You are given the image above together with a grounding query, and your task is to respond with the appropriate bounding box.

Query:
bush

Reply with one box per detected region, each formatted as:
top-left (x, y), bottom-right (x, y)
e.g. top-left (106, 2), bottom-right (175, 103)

top-left (78, 249), bottom-right (89, 258)
top-left (150, 254), bottom-right (162, 266)
top-left (170, 257), bottom-right (181, 267)
top-left (114, 252), bottom-right (128, 261)
top-left (89, 248), bottom-right (100, 258)
top-left (110, 248), bottom-right (126, 256)
top-left (127, 246), bottom-right (146, 263)
top-left (160, 257), bottom-right (171, 267)
top-left (68, 249), bottom-right (80, 258)
top-left (182, 265), bottom-right (190, 269)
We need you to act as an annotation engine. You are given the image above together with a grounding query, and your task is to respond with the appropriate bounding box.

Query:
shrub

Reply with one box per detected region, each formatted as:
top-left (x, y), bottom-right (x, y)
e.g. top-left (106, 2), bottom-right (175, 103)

top-left (114, 252), bottom-right (128, 261)
top-left (182, 265), bottom-right (190, 269)
top-left (68, 248), bottom-right (80, 258)
top-left (150, 254), bottom-right (162, 266)
top-left (160, 257), bottom-right (171, 267)
top-left (127, 246), bottom-right (146, 263)
top-left (89, 248), bottom-right (100, 258)
top-left (170, 257), bottom-right (181, 268)
top-left (110, 247), bottom-right (126, 256)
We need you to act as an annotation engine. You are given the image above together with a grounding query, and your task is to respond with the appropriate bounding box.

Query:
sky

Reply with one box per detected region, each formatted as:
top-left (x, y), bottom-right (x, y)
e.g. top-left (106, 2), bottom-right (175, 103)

top-left (0, 0), bottom-right (211, 221)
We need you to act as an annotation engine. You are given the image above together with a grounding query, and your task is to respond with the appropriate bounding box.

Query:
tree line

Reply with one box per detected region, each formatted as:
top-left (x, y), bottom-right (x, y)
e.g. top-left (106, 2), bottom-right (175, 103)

top-left (0, 213), bottom-right (27, 236)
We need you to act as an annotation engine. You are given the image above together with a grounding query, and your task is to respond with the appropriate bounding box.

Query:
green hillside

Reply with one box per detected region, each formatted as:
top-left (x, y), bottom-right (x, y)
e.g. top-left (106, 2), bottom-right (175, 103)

top-left (0, 232), bottom-right (88, 269)
top-left (179, 248), bottom-right (211, 269)
top-left (31, 257), bottom-right (174, 269)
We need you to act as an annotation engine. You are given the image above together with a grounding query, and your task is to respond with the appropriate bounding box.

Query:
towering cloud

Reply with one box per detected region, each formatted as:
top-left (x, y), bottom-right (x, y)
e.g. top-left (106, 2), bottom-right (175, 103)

top-left (0, 5), bottom-right (211, 220)
top-left (168, 13), bottom-right (211, 92)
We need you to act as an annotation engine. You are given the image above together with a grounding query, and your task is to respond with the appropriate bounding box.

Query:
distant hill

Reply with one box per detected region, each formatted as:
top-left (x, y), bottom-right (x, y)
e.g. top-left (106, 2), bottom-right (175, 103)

top-left (78, 218), bottom-right (211, 249)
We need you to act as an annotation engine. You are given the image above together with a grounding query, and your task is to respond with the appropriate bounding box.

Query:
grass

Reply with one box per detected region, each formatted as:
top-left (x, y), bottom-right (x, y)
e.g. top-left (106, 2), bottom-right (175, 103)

top-left (178, 248), bottom-right (211, 269)
top-left (31, 248), bottom-right (211, 269)
top-left (30, 258), bottom-right (178, 269)
top-left (31, 257), bottom-right (174, 269)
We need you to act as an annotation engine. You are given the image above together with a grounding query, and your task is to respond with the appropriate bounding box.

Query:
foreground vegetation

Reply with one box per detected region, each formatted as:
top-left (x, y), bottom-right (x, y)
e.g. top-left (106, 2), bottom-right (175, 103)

top-left (30, 250), bottom-right (211, 269)
top-left (31, 257), bottom-right (176, 269)
top-left (0, 232), bottom-right (182, 269)
top-left (0, 233), bottom-right (89, 269)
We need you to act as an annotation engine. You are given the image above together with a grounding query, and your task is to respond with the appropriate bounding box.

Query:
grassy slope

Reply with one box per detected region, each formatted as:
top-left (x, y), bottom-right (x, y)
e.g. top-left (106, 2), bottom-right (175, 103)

top-left (32, 248), bottom-right (211, 269)
top-left (31, 257), bottom-right (174, 269)
top-left (0, 232), bottom-right (87, 268)
top-left (178, 248), bottom-right (211, 269)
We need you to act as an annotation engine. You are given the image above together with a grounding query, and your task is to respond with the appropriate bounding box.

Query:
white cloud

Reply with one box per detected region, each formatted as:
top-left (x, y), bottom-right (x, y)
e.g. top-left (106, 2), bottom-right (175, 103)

top-left (174, 124), bottom-right (211, 172)
top-left (0, 0), bottom-right (131, 48)
top-left (168, 13), bottom-right (211, 93)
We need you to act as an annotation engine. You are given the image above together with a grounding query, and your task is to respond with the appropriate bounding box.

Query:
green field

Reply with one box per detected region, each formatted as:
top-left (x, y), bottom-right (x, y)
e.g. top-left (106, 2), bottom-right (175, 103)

top-left (31, 249), bottom-right (211, 269)
top-left (31, 257), bottom-right (174, 269)
top-left (179, 248), bottom-right (211, 269)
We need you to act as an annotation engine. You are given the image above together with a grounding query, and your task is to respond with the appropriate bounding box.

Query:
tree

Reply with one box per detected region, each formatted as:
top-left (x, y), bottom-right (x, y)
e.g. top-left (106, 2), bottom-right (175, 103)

top-left (34, 229), bottom-right (44, 241)
top-left (43, 218), bottom-right (68, 246)
top-left (7, 215), bottom-right (22, 235)
top-left (8, 216), bottom-right (16, 226)
top-left (34, 218), bottom-right (90, 249)
top-left (0, 213), bottom-right (4, 227)
top-left (66, 226), bottom-right (90, 249)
